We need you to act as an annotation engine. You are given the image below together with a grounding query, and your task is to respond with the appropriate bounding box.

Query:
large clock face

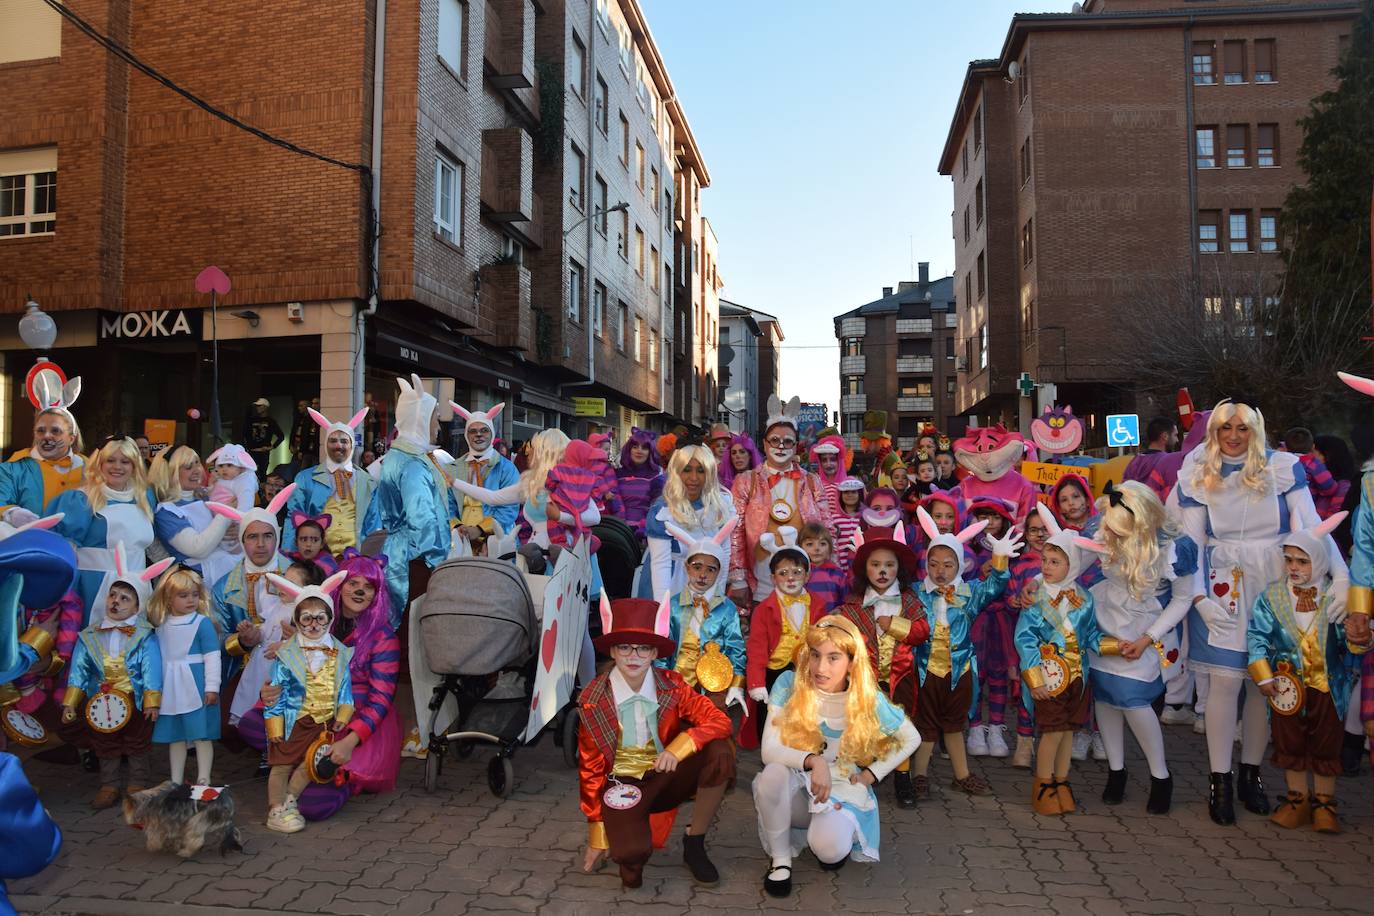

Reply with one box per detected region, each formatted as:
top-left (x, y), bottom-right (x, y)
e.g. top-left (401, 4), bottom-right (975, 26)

top-left (4, 708), bottom-right (47, 745)
top-left (1042, 657), bottom-right (1068, 696)
top-left (1269, 676), bottom-right (1302, 715)
top-left (87, 692), bottom-right (132, 733)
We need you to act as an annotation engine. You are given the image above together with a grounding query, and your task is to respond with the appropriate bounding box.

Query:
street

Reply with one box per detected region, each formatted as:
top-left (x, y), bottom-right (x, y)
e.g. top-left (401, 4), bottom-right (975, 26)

top-left (11, 724), bottom-right (1374, 916)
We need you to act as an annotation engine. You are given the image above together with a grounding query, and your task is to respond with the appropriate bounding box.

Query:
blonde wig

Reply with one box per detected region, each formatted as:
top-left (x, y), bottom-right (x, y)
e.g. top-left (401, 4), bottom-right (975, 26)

top-left (520, 428), bottom-right (571, 504)
top-left (34, 407), bottom-right (83, 456)
top-left (1095, 481), bottom-right (1178, 601)
top-left (1192, 400), bottom-right (1270, 494)
top-left (147, 567), bottom-right (211, 628)
top-left (83, 437), bottom-right (152, 519)
top-left (149, 445), bottom-right (203, 503)
top-left (774, 615), bottom-right (901, 770)
top-left (661, 444), bottom-right (732, 530)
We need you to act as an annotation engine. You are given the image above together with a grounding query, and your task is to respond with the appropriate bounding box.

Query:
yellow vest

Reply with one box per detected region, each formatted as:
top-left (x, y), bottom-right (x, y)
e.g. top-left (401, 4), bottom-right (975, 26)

top-left (323, 492), bottom-right (357, 555)
top-left (613, 742), bottom-right (659, 779)
top-left (301, 656), bottom-right (338, 723)
top-left (101, 647), bottom-right (133, 694)
top-left (927, 623), bottom-right (952, 679)
top-left (769, 597), bottom-right (810, 671)
top-left (675, 625), bottom-right (701, 688)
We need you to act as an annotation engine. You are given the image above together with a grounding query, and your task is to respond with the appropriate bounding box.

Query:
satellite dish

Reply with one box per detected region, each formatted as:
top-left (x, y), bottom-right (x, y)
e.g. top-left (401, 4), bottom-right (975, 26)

top-left (1072, 2), bottom-right (1083, 12)
top-left (1007, 61), bottom-right (1021, 80)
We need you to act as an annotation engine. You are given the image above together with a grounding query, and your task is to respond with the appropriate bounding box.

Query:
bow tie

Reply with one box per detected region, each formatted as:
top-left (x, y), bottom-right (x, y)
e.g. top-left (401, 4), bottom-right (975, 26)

top-left (1294, 586), bottom-right (1319, 614)
top-left (930, 585), bottom-right (958, 603)
top-left (864, 593), bottom-right (900, 608)
top-left (692, 596), bottom-right (711, 612)
top-left (302, 645), bottom-right (338, 656)
top-left (100, 625), bottom-right (136, 637)
top-left (332, 468), bottom-right (353, 499)
top-left (1050, 589), bottom-right (1083, 610)
top-left (767, 469), bottom-right (802, 488)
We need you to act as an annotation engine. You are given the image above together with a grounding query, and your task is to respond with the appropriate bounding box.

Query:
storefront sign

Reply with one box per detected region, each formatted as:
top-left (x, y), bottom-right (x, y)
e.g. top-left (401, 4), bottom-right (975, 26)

top-left (99, 309), bottom-right (202, 340)
top-left (572, 397), bottom-right (606, 418)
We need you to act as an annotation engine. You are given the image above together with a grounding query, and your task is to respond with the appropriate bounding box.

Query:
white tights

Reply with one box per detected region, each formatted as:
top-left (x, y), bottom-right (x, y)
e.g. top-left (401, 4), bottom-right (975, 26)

top-left (1203, 675), bottom-right (1268, 772)
top-left (168, 740), bottom-right (214, 785)
top-left (1094, 703), bottom-right (1170, 779)
top-left (753, 762), bottom-right (855, 867)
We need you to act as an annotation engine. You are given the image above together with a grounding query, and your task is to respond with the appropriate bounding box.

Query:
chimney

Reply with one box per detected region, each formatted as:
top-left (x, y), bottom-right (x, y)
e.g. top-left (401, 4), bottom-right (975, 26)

top-left (882, 286), bottom-right (893, 297)
top-left (918, 262), bottom-right (929, 285)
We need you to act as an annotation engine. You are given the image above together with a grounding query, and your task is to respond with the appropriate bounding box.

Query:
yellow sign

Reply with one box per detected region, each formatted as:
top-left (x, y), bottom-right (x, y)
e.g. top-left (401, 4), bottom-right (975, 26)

top-left (1023, 456), bottom-right (1135, 497)
top-left (1021, 461), bottom-right (1079, 488)
top-left (1087, 455), bottom-right (1133, 497)
top-left (143, 419), bottom-right (177, 457)
top-left (572, 397), bottom-right (606, 418)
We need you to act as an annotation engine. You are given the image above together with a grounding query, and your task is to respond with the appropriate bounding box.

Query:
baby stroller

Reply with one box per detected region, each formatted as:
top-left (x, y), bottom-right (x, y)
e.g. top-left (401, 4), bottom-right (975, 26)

top-left (591, 516), bottom-right (642, 600)
top-left (417, 555), bottom-right (574, 797)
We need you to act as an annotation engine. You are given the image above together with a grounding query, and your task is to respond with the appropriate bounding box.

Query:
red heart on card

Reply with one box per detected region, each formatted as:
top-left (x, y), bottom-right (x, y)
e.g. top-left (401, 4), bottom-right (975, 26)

top-left (530, 692), bottom-right (540, 710)
top-left (541, 619), bottom-right (559, 670)
top-left (556, 594), bottom-right (563, 612)
top-left (1166, 649), bottom-right (1179, 663)
top-left (1212, 582), bottom-right (1229, 598)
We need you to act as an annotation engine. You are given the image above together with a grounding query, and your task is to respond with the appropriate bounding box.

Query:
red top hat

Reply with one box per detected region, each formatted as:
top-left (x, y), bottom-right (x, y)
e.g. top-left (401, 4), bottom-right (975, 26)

top-left (850, 524), bottom-right (920, 579)
top-left (593, 595), bottom-right (677, 657)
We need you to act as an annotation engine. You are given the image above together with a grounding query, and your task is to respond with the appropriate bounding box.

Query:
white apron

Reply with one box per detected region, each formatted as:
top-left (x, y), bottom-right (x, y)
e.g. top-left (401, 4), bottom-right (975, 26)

top-left (81, 499), bottom-right (153, 627)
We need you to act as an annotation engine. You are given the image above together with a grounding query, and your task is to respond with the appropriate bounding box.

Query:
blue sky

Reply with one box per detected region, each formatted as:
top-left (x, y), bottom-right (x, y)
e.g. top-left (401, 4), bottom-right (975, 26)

top-left (640, 0), bottom-right (1076, 413)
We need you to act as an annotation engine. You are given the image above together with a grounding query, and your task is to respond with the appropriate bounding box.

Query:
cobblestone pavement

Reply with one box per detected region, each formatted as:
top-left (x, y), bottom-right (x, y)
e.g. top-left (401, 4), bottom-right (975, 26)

top-left (11, 719), bottom-right (1374, 916)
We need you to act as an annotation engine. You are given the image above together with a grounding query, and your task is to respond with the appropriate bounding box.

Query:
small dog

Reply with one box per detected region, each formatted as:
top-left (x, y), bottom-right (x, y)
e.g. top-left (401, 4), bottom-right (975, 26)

top-left (122, 781), bottom-right (244, 858)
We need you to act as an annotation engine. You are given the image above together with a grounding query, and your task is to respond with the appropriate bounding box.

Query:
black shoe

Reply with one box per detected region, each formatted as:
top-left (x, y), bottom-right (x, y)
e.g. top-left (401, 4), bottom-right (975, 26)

top-left (1209, 771), bottom-right (1235, 826)
top-left (255, 761), bottom-right (271, 778)
top-left (682, 833), bottom-right (718, 885)
top-left (818, 855), bottom-right (847, 871)
top-left (1341, 732), bottom-right (1365, 778)
top-left (1147, 775), bottom-right (1173, 815)
top-left (1102, 768), bottom-right (1127, 806)
top-left (1237, 764), bottom-right (1269, 815)
top-left (893, 769), bottom-right (918, 809)
top-left (81, 750), bottom-right (99, 773)
top-left (764, 865), bottom-right (792, 898)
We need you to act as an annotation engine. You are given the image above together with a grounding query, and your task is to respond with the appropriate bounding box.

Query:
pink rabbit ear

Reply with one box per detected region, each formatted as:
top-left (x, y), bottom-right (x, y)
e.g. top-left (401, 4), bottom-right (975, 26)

top-left (1313, 511), bottom-right (1348, 539)
top-left (956, 519), bottom-right (989, 544)
top-left (1035, 502), bottom-right (1062, 537)
top-left (265, 573), bottom-right (303, 602)
top-left (894, 520), bottom-right (908, 545)
top-left (307, 408), bottom-right (333, 431)
top-left (916, 506), bottom-right (940, 541)
top-left (662, 522), bottom-right (694, 552)
top-left (1338, 372), bottom-right (1374, 398)
top-left (206, 502), bottom-right (244, 522)
top-left (486, 402), bottom-right (505, 422)
top-left (142, 557), bottom-right (175, 583)
top-left (1074, 535), bottom-right (1108, 556)
top-left (346, 407), bottom-right (369, 430)
top-left (266, 482), bottom-right (297, 516)
top-left (850, 528), bottom-right (865, 553)
top-left (113, 542), bottom-right (128, 579)
top-left (599, 591), bottom-right (614, 635)
top-left (714, 516), bottom-right (738, 544)
top-left (23, 513), bottom-right (64, 532)
top-left (654, 591), bottom-right (673, 639)
top-left (205, 446), bottom-right (225, 465)
top-left (319, 570), bottom-right (350, 596)
top-left (450, 401), bottom-right (474, 422)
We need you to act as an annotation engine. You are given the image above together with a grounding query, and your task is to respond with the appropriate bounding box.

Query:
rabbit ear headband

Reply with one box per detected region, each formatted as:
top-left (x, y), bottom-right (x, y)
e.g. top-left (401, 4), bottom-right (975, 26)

top-left (265, 569), bottom-right (349, 613)
top-left (208, 483), bottom-right (297, 547)
top-left (111, 541), bottom-right (175, 602)
top-left (664, 517), bottom-right (736, 572)
top-left (449, 401), bottom-right (506, 431)
top-left (309, 407), bottom-right (369, 443)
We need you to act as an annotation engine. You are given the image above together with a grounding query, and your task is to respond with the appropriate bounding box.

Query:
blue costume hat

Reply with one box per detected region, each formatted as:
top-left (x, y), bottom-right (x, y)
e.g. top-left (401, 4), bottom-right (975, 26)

top-left (0, 526), bottom-right (78, 678)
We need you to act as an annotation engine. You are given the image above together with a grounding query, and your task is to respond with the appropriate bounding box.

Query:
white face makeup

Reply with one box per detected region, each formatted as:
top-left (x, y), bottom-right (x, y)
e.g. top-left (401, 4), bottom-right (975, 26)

top-left (763, 426), bottom-right (798, 469)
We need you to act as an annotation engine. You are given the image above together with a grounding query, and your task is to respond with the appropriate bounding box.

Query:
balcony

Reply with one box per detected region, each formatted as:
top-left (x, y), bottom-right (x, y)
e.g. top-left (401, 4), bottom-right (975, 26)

top-left (897, 397), bottom-right (934, 412)
top-left (946, 313), bottom-right (958, 328)
top-left (483, 0), bottom-right (533, 90)
top-left (843, 434), bottom-right (861, 451)
top-left (840, 354), bottom-right (865, 374)
top-left (895, 356), bottom-right (933, 374)
top-left (897, 437), bottom-right (917, 451)
top-left (896, 318), bottom-right (933, 335)
top-left (840, 316), bottom-right (865, 337)
top-left (840, 394), bottom-right (867, 413)
top-left (509, 191), bottom-right (545, 250)
top-left (481, 262), bottom-right (533, 350)
top-left (480, 127), bottom-right (533, 223)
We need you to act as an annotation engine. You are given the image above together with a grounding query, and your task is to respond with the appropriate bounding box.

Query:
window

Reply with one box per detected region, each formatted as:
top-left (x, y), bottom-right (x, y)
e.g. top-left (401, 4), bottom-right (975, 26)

top-left (619, 113), bottom-right (630, 166)
top-left (975, 179), bottom-right (985, 226)
top-left (946, 336), bottom-right (956, 358)
top-left (433, 151), bottom-right (461, 245)
top-left (843, 337), bottom-right (863, 357)
top-left (843, 375), bottom-right (862, 395)
top-left (650, 246), bottom-right (660, 292)
top-left (634, 225), bottom-right (644, 275)
top-left (1223, 40), bottom-right (1246, 84)
top-left (1229, 210), bottom-right (1250, 252)
top-left (595, 0), bottom-right (610, 31)
top-left (568, 261), bottom-right (584, 322)
top-left (595, 76), bottom-right (608, 134)
top-left (619, 209), bottom-right (630, 258)
top-left (592, 281), bottom-right (606, 336)
top-left (973, 107), bottom-right (983, 154)
top-left (616, 301), bottom-right (628, 350)
top-left (595, 175), bottom-right (608, 234)
top-left (1195, 126), bottom-right (1216, 169)
top-left (635, 142), bottom-right (645, 189)
top-left (1199, 210), bottom-right (1220, 253)
top-left (1254, 39), bottom-right (1276, 82)
top-left (1226, 124), bottom-right (1248, 168)
top-left (947, 378), bottom-right (957, 398)
top-left (1257, 123), bottom-right (1277, 167)
top-left (1020, 139), bottom-right (1032, 185)
top-left (1018, 55), bottom-right (1030, 104)
top-left (961, 141), bottom-right (968, 180)
top-left (979, 324), bottom-right (989, 370)
top-left (1192, 41), bottom-right (1216, 85)
top-left (618, 21), bottom-right (633, 71)
top-left (1021, 218), bottom-right (1034, 265)
top-left (964, 272), bottom-right (972, 307)
top-left (1, 0), bottom-right (60, 63)
top-left (569, 143), bottom-right (586, 209)
top-left (976, 251), bottom-right (986, 299)
top-left (648, 330), bottom-right (656, 372)
top-left (962, 206), bottom-right (970, 243)
top-left (570, 34), bottom-right (586, 97)
top-left (0, 148), bottom-right (57, 237)
top-left (1203, 296), bottom-right (1223, 320)
top-left (1259, 211), bottom-right (1279, 252)
top-left (634, 316), bottom-right (643, 362)
top-left (650, 167), bottom-right (660, 210)
top-left (438, 0), bottom-right (467, 77)
top-left (1020, 295), bottom-right (1035, 335)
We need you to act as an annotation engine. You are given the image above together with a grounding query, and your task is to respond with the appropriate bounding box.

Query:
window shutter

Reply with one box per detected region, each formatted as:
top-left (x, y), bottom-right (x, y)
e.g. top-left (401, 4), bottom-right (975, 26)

top-left (1255, 40), bottom-right (1273, 74)
top-left (1258, 124), bottom-right (1275, 150)
top-left (1227, 124), bottom-right (1246, 150)
top-left (1224, 41), bottom-right (1244, 75)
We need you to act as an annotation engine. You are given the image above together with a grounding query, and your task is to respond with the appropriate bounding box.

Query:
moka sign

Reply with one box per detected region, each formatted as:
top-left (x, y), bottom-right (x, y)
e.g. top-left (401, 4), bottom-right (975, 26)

top-left (99, 309), bottom-right (202, 340)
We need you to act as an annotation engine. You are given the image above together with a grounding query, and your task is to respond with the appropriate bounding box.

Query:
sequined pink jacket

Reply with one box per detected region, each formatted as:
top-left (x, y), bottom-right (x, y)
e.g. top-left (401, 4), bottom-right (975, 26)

top-left (728, 464), bottom-right (835, 593)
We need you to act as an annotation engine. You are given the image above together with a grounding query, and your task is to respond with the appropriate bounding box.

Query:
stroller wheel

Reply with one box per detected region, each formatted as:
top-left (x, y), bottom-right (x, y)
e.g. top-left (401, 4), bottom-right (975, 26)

top-left (487, 755), bottom-right (515, 798)
top-left (455, 739), bottom-right (475, 760)
top-left (424, 748), bottom-right (441, 793)
top-left (560, 707), bottom-right (580, 769)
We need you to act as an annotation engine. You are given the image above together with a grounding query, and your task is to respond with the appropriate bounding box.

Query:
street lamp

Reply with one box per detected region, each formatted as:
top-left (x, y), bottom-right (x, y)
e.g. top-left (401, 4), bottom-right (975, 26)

top-left (18, 297), bottom-right (57, 358)
top-left (564, 201), bottom-right (629, 238)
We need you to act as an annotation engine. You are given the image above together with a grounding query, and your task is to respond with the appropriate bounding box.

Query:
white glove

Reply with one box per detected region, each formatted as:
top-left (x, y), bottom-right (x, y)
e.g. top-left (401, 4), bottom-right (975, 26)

top-left (749, 686), bottom-right (769, 704)
top-left (987, 529), bottom-right (1024, 559)
top-left (1194, 597), bottom-right (1234, 630)
top-left (726, 686), bottom-right (745, 709)
top-left (1328, 581), bottom-right (1350, 624)
top-left (4, 507), bottom-right (39, 528)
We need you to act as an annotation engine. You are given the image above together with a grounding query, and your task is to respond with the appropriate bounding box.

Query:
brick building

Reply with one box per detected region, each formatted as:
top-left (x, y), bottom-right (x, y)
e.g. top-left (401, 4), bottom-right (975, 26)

top-left (937, 0), bottom-right (1359, 441)
top-left (832, 263), bottom-right (962, 453)
top-left (0, 0), bottom-right (713, 457)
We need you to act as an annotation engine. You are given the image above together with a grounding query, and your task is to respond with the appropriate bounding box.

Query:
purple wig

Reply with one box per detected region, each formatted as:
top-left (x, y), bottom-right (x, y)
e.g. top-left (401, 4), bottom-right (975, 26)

top-left (617, 426), bottom-right (661, 479)
top-left (332, 548), bottom-right (394, 680)
top-left (720, 433), bottom-right (763, 490)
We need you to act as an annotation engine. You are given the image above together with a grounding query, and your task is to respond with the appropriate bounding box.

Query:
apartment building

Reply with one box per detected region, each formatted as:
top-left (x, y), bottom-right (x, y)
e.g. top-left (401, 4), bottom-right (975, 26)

top-left (937, 0), bottom-right (1359, 439)
top-left (832, 263), bottom-right (962, 452)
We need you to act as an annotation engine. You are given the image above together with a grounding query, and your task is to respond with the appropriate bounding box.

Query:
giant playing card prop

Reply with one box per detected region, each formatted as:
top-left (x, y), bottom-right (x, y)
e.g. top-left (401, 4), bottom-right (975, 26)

top-left (524, 539), bottom-right (592, 741)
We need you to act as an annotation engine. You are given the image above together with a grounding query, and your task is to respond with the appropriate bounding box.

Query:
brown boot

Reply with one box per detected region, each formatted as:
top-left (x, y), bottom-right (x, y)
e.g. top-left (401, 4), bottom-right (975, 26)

top-left (1033, 777), bottom-right (1062, 815)
top-left (1310, 794), bottom-right (1340, 834)
top-left (1269, 791), bottom-right (1311, 829)
top-left (91, 786), bottom-right (121, 810)
top-left (1055, 779), bottom-right (1077, 813)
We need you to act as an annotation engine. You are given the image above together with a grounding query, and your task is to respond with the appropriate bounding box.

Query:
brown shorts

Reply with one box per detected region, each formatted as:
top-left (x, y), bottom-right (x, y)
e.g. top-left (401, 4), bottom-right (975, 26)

top-left (915, 671), bottom-right (973, 741)
top-left (268, 715), bottom-right (327, 767)
top-left (1270, 688), bottom-right (1343, 777)
top-left (1034, 678), bottom-right (1090, 733)
top-left (892, 674), bottom-right (917, 719)
top-left (87, 705), bottom-right (155, 758)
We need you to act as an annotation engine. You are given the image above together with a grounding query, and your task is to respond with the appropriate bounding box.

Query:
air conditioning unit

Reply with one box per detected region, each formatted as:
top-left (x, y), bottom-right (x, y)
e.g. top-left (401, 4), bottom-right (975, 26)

top-left (956, 357), bottom-right (969, 371)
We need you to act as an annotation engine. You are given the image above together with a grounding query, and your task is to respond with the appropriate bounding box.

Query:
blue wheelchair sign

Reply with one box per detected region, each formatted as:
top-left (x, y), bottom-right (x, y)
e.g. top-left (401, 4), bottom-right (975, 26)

top-left (1106, 414), bottom-right (1140, 448)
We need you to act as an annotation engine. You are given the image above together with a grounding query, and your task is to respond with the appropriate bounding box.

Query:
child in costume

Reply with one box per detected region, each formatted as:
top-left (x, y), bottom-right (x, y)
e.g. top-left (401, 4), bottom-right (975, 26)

top-left (808, 435), bottom-right (849, 518)
top-left (60, 545), bottom-right (173, 807)
top-left (1005, 506), bottom-right (1053, 768)
top-left (261, 570), bottom-right (353, 834)
top-left (912, 490), bottom-right (972, 567)
top-left (230, 559), bottom-right (320, 731)
top-left (287, 514), bottom-right (339, 576)
top-left (1049, 473), bottom-right (1096, 533)
top-left (577, 596), bottom-right (734, 889)
top-left (800, 523), bottom-right (847, 614)
top-left (859, 488), bottom-right (902, 540)
top-left (149, 568), bottom-right (221, 786)
top-left (966, 497), bottom-right (1021, 760)
top-left (1015, 526), bottom-right (1116, 815)
top-left (207, 445), bottom-right (258, 557)
top-left (752, 615), bottom-right (920, 898)
top-left (835, 525), bottom-right (930, 808)
top-left (908, 507), bottom-right (1019, 800)
top-left (746, 529), bottom-right (826, 738)
top-left (832, 478), bottom-right (864, 572)
top-left (1248, 512), bottom-right (1369, 832)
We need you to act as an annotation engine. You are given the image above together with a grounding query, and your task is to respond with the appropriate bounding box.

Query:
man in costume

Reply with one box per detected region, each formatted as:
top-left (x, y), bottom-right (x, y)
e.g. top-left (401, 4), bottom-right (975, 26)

top-left (282, 408), bottom-right (380, 556)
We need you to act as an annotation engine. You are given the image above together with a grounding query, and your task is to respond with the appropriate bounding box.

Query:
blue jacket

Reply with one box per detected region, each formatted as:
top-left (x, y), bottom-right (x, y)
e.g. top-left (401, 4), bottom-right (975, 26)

top-left (0, 752), bottom-right (61, 915)
top-left (1352, 472), bottom-right (1374, 598)
top-left (657, 591), bottom-right (745, 685)
top-left (1247, 580), bottom-right (1368, 719)
top-left (282, 464), bottom-right (381, 551)
top-left (1014, 583), bottom-right (1107, 711)
top-left (0, 455), bottom-right (82, 517)
top-left (65, 618), bottom-right (163, 712)
top-left (454, 452), bottom-right (521, 534)
top-left (376, 442), bottom-right (455, 625)
top-left (911, 566), bottom-right (1009, 687)
top-left (211, 555), bottom-right (291, 681)
top-left (263, 636), bottom-right (354, 741)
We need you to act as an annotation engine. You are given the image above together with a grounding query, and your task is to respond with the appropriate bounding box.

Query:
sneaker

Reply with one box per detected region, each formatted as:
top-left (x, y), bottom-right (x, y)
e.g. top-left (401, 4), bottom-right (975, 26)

top-left (967, 725), bottom-right (989, 757)
top-left (1012, 736), bottom-right (1034, 769)
top-left (1193, 716), bottom-right (1207, 736)
top-left (951, 773), bottom-right (993, 796)
top-left (1071, 731), bottom-right (1090, 761)
top-left (266, 804), bottom-right (305, 834)
top-left (1159, 704), bottom-right (1195, 726)
top-left (1090, 731), bottom-right (1108, 761)
top-left (401, 728), bottom-right (428, 760)
top-left (986, 725), bottom-right (1011, 758)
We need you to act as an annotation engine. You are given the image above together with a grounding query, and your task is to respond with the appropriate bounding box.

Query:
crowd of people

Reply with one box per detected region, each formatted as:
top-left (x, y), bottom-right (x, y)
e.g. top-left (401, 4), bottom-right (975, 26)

top-left (2, 369), bottom-right (1373, 902)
